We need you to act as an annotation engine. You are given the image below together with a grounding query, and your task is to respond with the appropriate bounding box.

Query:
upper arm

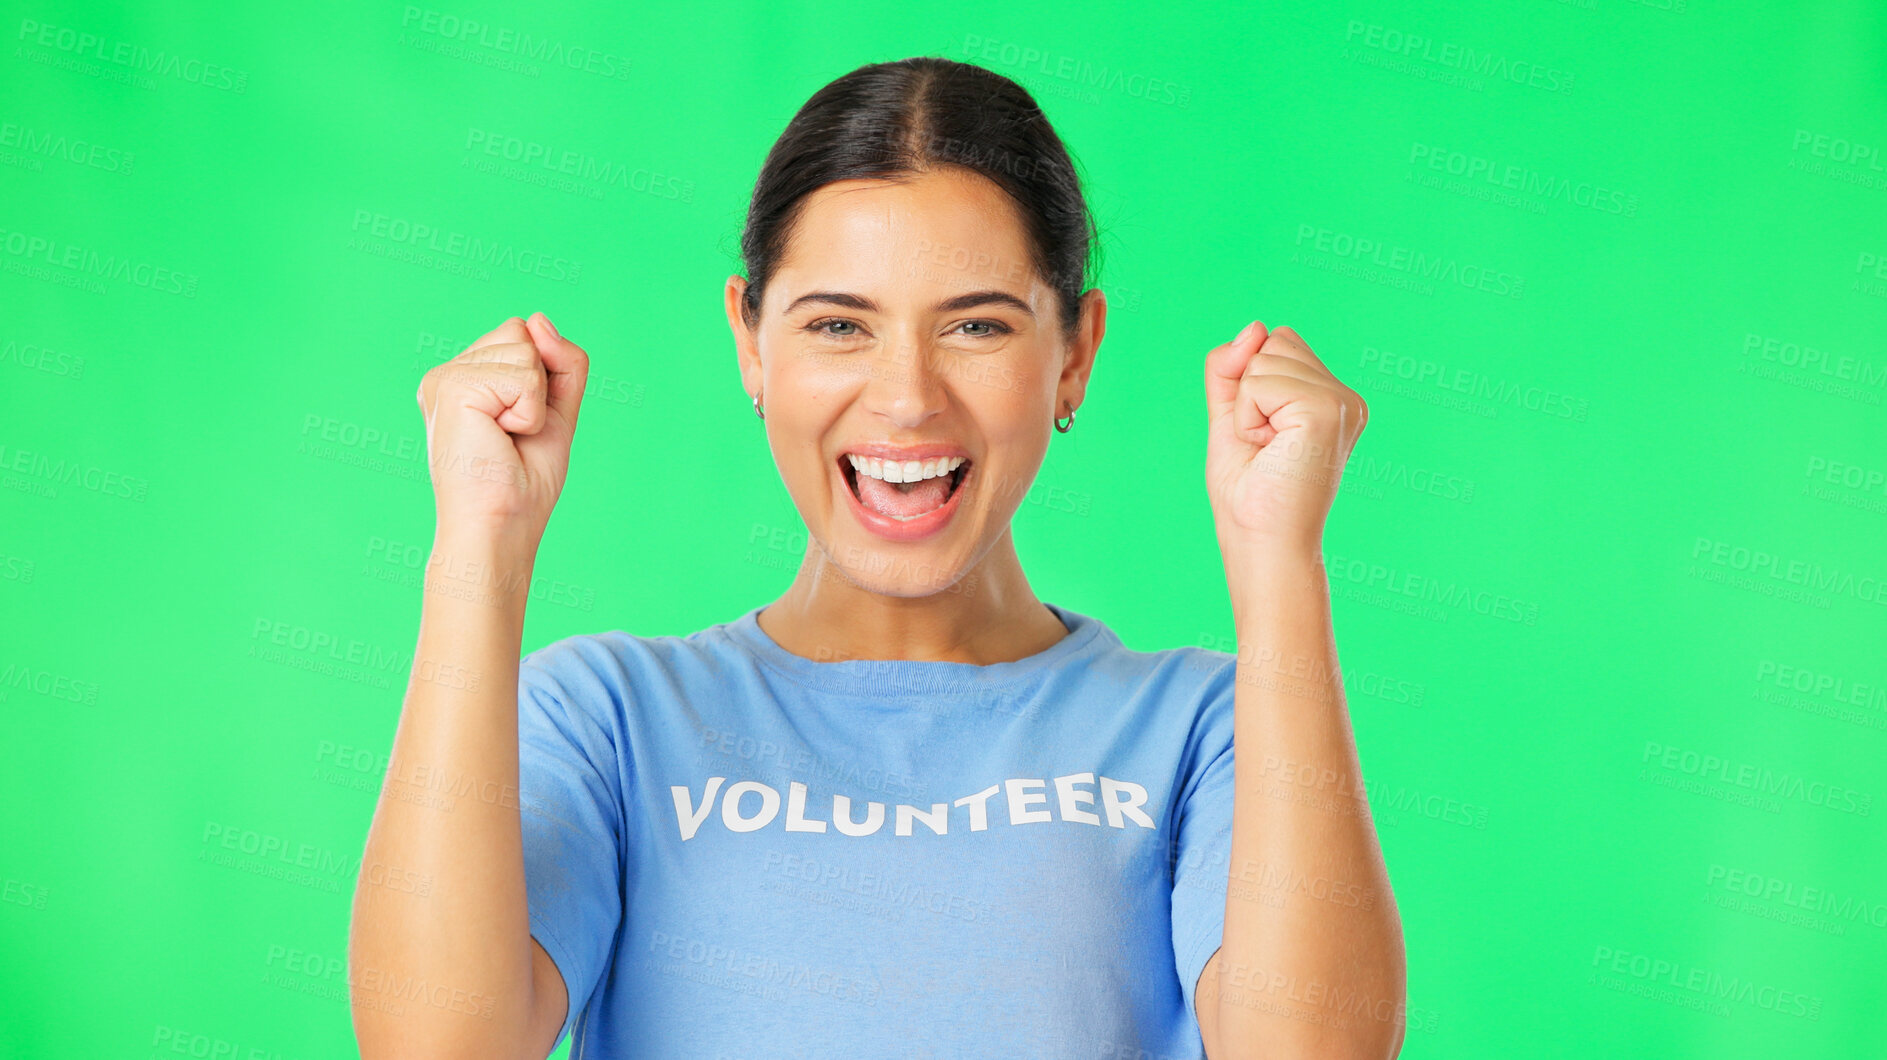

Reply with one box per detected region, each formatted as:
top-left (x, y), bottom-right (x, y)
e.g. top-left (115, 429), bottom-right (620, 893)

top-left (1196, 947), bottom-right (1223, 1057)
top-left (524, 936), bottom-right (569, 1060)
top-left (516, 648), bottom-right (628, 1053)
top-left (1172, 658), bottom-right (1238, 1056)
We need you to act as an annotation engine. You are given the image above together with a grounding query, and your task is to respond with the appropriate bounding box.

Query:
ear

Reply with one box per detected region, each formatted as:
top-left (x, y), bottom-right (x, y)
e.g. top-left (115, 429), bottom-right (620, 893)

top-left (1056, 287), bottom-right (1107, 413)
top-left (725, 274), bottom-right (764, 398)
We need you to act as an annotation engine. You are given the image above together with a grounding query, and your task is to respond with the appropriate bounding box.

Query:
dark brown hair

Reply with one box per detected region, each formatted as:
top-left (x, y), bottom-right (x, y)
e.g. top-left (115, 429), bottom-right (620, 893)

top-left (737, 56), bottom-right (1101, 340)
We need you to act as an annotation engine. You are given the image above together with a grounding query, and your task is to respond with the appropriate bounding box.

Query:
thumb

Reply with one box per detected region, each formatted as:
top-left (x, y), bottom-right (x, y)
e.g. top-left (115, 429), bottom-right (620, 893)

top-left (1205, 320), bottom-right (1267, 421)
top-left (525, 311), bottom-right (590, 431)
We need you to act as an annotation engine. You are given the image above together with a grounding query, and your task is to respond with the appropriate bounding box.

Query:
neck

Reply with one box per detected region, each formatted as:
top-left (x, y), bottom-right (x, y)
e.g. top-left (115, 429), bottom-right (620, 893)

top-left (757, 527), bottom-right (1069, 665)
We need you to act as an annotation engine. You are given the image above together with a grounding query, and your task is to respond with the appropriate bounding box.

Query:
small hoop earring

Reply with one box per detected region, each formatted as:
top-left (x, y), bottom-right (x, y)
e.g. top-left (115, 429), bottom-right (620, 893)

top-left (1054, 399), bottom-right (1076, 433)
top-left (753, 394), bottom-right (765, 420)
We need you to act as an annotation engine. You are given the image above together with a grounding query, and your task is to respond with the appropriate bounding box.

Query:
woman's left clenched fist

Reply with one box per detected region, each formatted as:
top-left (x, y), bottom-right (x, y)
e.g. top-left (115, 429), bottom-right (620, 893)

top-left (1204, 320), bottom-right (1369, 560)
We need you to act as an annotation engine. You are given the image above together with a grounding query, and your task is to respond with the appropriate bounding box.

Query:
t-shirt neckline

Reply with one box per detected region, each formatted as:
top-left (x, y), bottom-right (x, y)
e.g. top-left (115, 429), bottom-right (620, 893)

top-left (721, 600), bottom-right (1104, 697)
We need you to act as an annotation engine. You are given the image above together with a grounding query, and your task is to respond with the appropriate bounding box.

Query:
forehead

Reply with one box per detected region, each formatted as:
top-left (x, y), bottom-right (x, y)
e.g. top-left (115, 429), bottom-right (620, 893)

top-left (772, 168), bottom-right (1041, 298)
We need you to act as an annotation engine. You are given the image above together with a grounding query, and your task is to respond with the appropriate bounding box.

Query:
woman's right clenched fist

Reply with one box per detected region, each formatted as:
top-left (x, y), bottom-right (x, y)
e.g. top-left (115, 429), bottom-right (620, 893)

top-left (416, 312), bottom-right (588, 546)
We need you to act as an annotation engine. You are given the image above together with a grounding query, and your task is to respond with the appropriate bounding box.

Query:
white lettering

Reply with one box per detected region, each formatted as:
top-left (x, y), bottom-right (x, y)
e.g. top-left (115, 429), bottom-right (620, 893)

top-left (666, 772), bottom-right (1160, 837)
top-left (1005, 778), bottom-right (1053, 824)
top-left (1054, 772), bottom-right (1102, 825)
top-left (832, 794), bottom-right (885, 837)
top-left (1100, 776), bottom-right (1155, 829)
top-left (896, 802), bottom-right (950, 836)
top-left (955, 784), bottom-right (1001, 831)
top-left (784, 780), bottom-right (828, 832)
top-left (671, 777), bottom-right (725, 841)
top-left (721, 780), bottom-right (780, 832)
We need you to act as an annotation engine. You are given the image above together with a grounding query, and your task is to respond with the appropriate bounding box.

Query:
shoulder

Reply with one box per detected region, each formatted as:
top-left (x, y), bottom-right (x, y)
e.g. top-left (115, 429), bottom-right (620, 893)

top-left (1077, 623), bottom-right (1237, 708)
top-left (1066, 618), bottom-right (1238, 739)
top-left (1073, 635), bottom-right (1239, 805)
top-left (1120, 638), bottom-right (1238, 752)
top-left (519, 622), bottom-right (741, 709)
top-left (1160, 644), bottom-right (1238, 740)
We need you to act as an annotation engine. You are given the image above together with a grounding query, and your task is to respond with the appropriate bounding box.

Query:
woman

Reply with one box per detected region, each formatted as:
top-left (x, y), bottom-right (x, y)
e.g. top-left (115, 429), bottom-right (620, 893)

top-left (351, 56), bottom-right (1404, 1060)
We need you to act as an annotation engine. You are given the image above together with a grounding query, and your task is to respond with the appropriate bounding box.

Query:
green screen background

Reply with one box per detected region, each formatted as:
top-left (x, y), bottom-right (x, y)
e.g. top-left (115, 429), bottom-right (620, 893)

top-left (3, 0), bottom-right (1883, 1056)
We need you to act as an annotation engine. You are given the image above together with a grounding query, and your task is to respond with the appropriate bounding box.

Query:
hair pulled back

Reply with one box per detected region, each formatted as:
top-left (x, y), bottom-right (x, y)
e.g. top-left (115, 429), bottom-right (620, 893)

top-left (738, 56), bottom-right (1100, 340)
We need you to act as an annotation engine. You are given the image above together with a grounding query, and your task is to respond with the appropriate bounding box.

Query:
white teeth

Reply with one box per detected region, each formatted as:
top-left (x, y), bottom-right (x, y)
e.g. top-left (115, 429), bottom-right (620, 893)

top-left (846, 454), bottom-right (966, 484)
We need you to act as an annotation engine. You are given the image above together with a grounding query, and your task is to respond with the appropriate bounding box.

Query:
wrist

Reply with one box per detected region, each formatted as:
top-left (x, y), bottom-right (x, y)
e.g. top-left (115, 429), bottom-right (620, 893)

top-left (1222, 545), bottom-right (1326, 625)
top-left (427, 527), bottom-right (540, 610)
top-left (1217, 523), bottom-right (1322, 572)
top-left (433, 515), bottom-right (543, 563)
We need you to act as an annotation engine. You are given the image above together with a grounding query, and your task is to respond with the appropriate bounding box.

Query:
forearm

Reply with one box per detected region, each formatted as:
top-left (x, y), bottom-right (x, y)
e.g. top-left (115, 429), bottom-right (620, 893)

top-left (1204, 548), bottom-right (1406, 1059)
top-left (349, 531), bottom-right (540, 1058)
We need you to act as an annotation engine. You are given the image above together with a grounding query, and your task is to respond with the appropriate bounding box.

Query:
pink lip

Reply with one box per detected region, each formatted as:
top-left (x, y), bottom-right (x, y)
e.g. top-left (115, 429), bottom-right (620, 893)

top-left (840, 442), bottom-right (972, 462)
top-left (836, 453), bottom-right (972, 543)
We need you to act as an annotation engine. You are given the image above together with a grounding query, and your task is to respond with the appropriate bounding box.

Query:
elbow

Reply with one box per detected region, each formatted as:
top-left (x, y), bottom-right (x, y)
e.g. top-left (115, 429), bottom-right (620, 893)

top-left (352, 1008), bottom-right (537, 1060)
top-left (1226, 1024), bottom-right (1404, 1060)
top-left (1210, 974), bottom-right (1407, 1060)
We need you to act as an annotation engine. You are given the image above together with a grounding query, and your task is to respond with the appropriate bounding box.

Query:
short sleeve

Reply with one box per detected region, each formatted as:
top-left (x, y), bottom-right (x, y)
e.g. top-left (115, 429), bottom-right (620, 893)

top-left (517, 645), bottom-right (627, 1050)
top-left (1168, 660), bottom-right (1237, 1039)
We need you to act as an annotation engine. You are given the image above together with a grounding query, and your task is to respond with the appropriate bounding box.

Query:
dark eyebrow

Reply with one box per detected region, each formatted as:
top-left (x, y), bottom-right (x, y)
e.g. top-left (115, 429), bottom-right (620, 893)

top-left (783, 290), bottom-right (1035, 317)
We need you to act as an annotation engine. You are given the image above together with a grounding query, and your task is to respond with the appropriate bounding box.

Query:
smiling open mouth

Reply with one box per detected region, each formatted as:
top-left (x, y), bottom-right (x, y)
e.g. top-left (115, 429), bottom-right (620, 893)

top-left (840, 455), bottom-right (970, 522)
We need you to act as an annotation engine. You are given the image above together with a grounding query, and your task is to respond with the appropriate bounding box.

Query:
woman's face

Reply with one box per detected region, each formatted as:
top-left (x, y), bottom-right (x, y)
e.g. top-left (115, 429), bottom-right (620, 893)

top-left (725, 166), bottom-right (1103, 598)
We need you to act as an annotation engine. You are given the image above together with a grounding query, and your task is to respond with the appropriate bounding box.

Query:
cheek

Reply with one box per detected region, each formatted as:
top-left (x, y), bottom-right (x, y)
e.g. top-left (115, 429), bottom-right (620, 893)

top-left (977, 388), bottom-right (1050, 443)
top-left (987, 359), bottom-right (1054, 424)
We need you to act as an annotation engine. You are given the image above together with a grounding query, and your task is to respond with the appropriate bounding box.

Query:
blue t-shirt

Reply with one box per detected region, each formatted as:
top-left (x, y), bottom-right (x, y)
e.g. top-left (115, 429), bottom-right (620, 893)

top-left (517, 601), bottom-right (1238, 1059)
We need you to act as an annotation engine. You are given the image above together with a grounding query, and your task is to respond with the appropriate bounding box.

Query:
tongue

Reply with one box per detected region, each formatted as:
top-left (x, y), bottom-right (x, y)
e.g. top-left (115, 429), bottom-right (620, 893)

top-left (858, 472), bottom-right (952, 519)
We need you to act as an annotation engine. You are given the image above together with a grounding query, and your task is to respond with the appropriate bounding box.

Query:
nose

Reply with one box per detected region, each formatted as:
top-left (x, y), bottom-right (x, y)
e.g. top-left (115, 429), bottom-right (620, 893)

top-left (861, 330), bottom-right (949, 428)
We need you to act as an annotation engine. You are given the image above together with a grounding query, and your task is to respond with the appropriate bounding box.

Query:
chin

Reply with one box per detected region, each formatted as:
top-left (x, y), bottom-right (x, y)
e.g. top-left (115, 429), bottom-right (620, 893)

top-left (818, 537), bottom-right (983, 600)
